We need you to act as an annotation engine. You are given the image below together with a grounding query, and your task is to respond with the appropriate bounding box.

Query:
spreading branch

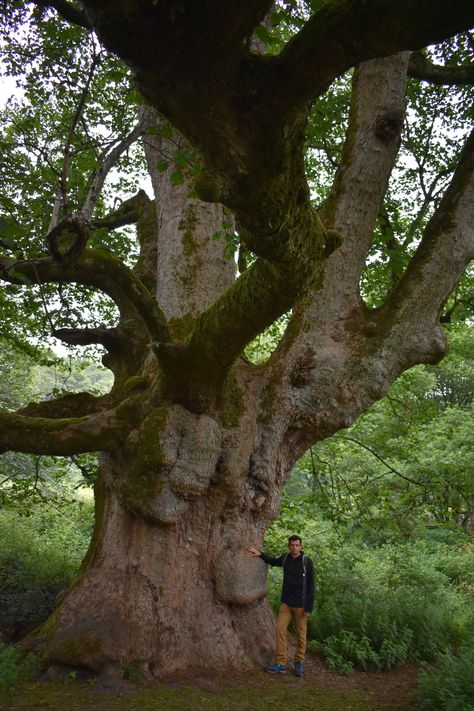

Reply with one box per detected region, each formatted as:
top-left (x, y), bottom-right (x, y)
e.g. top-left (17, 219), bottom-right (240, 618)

top-left (52, 326), bottom-right (125, 349)
top-left (338, 436), bottom-right (424, 487)
top-left (274, 1), bottom-right (474, 117)
top-left (0, 248), bottom-right (170, 343)
top-left (408, 51), bottom-right (474, 85)
top-left (0, 407), bottom-right (134, 456)
top-left (92, 190), bottom-right (148, 230)
top-left (31, 0), bottom-right (92, 30)
top-left (0, 393), bottom-right (141, 456)
top-left (58, 49), bottom-right (102, 223)
top-left (181, 209), bottom-right (336, 377)
top-left (320, 53), bottom-right (409, 284)
top-left (18, 391), bottom-right (106, 419)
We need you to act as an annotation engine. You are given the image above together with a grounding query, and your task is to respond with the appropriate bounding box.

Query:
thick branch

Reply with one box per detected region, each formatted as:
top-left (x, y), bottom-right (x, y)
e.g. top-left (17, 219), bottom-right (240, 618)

top-left (92, 190), bottom-right (147, 230)
top-left (0, 248), bottom-right (170, 343)
top-left (319, 53), bottom-right (409, 299)
top-left (31, 0), bottom-right (92, 29)
top-left (79, 0), bottom-right (272, 87)
top-left (52, 326), bottom-right (124, 349)
top-left (0, 407), bottom-right (132, 456)
top-left (181, 208), bottom-right (334, 375)
top-left (18, 391), bottom-right (106, 418)
top-left (408, 51), bottom-right (474, 85)
top-left (274, 0), bottom-right (474, 116)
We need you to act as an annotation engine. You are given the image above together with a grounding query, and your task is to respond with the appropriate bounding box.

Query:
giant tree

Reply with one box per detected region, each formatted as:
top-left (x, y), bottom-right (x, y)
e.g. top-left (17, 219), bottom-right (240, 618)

top-left (0, 0), bottom-right (473, 680)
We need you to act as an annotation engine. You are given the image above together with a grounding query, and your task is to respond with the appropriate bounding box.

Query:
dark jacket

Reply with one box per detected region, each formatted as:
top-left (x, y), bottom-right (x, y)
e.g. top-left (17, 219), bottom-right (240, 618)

top-left (260, 551), bottom-right (315, 614)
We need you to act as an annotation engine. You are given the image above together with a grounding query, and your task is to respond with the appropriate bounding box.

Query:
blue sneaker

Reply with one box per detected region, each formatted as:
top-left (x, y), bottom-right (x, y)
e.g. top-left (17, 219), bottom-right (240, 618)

top-left (265, 663), bottom-right (287, 674)
top-left (293, 660), bottom-right (304, 677)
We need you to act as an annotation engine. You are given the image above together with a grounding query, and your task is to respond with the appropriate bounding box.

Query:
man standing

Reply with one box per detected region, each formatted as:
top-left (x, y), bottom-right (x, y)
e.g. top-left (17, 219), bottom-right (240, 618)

top-left (248, 535), bottom-right (315, 677)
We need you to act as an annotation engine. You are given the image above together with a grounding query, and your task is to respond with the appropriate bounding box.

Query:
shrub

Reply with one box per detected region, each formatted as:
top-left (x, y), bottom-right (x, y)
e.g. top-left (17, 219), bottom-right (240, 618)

top-left (0, 642), bottom-right (18, 691)
top-left (0, 642), bottom-right (41, 692)
top-left (0, 502), bottom-right (92, 640)
top-left (418, 638), bottom-right (474, 711)
top-left (304, 540), bottom-right (473, 672)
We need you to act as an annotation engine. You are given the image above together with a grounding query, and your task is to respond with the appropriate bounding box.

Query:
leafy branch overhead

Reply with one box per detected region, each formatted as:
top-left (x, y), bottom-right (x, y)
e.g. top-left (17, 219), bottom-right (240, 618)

top-left (0, 0), bottom-right (473, 455)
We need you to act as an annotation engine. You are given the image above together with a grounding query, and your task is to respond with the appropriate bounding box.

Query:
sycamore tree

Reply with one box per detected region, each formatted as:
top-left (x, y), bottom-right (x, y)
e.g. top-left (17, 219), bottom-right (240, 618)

top-left (0, 0), bottom-right (473, 680)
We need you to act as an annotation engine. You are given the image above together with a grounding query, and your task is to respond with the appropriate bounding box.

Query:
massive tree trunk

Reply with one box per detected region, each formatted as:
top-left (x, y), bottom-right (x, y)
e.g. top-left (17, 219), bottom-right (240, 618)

top-left (44, 453), bottom-right (277, 677)
top-left (2, 0), bottom-right (474, 682)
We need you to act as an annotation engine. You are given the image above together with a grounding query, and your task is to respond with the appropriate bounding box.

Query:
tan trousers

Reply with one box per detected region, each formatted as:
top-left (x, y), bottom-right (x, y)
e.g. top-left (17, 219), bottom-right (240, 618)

top-left (276, 603), bottom-right (307, 664)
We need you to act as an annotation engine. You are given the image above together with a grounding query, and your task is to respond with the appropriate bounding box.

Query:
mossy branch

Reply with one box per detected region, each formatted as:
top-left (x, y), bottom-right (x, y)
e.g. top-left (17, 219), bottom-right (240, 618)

top-left (52, 326), bottom-right (124, 349)
top-left (31, 0), bottom-right (92, 30)
top-left (0, 405), bottom-right (135, 456)
top-left (175, 209), bottom-right (338, 379)
top-left (18, 391), bottom-right (106, 419)
top-left (408, 51), bottom-right (474, 85)
top-left (274, 0), bottom-right (474, 117)
top-left (92, 190), bottom-right (150, 230)
top-left (0, 248), bottom-right (170, 343)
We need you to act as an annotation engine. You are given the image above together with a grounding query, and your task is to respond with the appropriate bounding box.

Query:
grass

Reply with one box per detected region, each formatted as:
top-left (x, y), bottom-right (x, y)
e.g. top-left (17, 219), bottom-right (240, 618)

top-left (0, 669), bottom-right (417, 711)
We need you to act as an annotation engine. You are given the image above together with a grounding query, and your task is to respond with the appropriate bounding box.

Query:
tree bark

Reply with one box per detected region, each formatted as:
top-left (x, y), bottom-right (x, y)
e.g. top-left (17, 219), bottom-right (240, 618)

top-left (40, 401), bottom-right (283, 678)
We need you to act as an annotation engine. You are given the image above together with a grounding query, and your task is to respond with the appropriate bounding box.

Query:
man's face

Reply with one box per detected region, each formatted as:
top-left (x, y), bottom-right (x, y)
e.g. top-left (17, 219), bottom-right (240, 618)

top-left (288, 539), bottom-right (301, 558)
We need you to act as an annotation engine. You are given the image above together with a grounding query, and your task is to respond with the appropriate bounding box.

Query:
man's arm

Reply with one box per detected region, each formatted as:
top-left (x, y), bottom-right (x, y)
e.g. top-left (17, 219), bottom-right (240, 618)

top-left (247, 547), bottom-right (284, 566)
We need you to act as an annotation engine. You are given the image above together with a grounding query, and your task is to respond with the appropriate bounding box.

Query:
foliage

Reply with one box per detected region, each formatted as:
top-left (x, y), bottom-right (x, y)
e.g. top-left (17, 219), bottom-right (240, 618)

top-left (0, 3), bottom-right (141, 348)
top-left (0, 502), bottom-right (93, 640)
top-left (0, 642), bottom-right (18, 691)
top-left (0, 643), bottom-right (41, 692)
top-left (0, 337), bottom-right (110, 512)
top-left (361, 32), bottom-right (474, 311)
top-left (265, 510), bottom-right (474, 673)
top-left (290, 323), bottom-right (474, 538)
top-left (418, 635), bottom-right (474, 711)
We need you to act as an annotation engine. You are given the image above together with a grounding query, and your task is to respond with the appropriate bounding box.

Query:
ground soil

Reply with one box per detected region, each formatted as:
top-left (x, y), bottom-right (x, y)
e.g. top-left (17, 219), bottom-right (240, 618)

top-left (1, 651), bottom-right (421, 711)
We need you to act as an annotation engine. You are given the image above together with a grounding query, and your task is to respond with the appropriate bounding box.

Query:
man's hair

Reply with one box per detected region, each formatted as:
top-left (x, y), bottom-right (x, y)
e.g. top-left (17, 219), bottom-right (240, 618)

top-left (288, 535), bottom-right (302, 544)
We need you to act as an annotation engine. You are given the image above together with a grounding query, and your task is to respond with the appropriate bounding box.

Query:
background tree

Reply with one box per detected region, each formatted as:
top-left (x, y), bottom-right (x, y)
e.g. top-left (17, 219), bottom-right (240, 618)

top-left (0, 0), bottom-right (473, 681)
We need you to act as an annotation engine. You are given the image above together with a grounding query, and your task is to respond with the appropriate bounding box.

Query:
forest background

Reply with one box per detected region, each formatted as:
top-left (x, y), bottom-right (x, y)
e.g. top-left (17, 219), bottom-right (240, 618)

top-left (0, 1), bottom-right (473, 709)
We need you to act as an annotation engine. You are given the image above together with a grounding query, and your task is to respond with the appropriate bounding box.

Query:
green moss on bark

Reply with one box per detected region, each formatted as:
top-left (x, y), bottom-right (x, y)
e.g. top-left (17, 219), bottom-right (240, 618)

top-left (168, 313), bottom-right (195, 341)
top-left (217, 372), bottom-right (245, 428)
top-left (137, 406), bottom-right (168, 470)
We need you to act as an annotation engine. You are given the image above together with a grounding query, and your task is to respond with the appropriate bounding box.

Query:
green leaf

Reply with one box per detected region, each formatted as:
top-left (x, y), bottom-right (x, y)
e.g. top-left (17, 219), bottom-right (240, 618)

top-left (174, 149), bottom-right (189, 168)
top-left (159, 124), bottom-right (173, 139)
top-left (253, 25), bottom-right (273, 44)
top-left (123, 90), bottom-right (142, 106)
top-left (170, 171), bottom-right (184, 185)
top-left (156, 159), bottom-right (169, 172)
